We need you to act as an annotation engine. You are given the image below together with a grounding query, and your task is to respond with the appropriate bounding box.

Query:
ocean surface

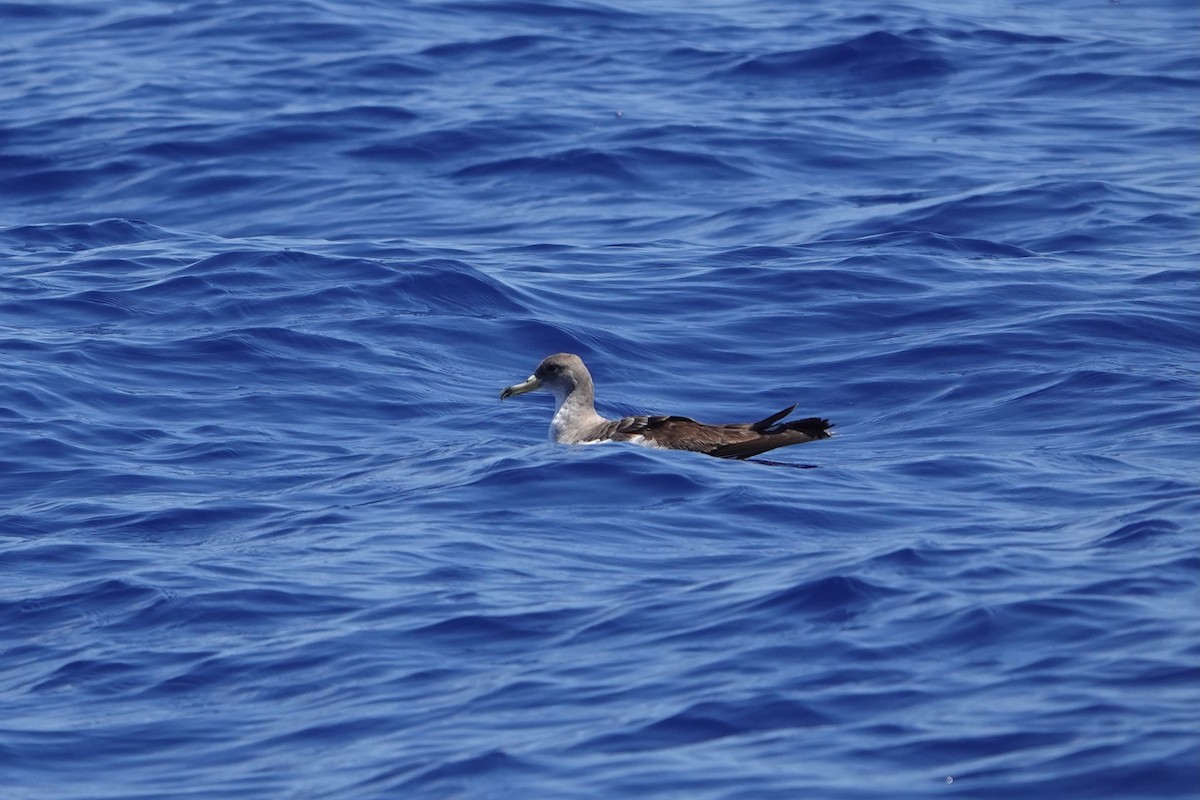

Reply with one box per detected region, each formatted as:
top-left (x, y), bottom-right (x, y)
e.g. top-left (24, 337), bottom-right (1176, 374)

top-left (1, 1), bottom-right (1197, 798)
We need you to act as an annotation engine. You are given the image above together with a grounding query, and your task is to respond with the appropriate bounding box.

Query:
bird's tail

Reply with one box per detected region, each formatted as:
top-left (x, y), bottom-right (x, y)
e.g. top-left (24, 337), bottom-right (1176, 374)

top-left (751, 404), bottom-right (833, 439)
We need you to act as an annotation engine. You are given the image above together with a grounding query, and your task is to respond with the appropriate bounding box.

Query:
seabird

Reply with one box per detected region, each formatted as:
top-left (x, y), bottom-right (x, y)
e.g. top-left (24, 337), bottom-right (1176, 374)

top-left (499, 353), bottom-right (832, 460)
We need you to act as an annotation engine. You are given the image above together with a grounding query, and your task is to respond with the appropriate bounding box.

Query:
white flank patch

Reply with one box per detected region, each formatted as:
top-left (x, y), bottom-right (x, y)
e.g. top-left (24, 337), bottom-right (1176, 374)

top-left (626, 434), bottom-right (667, 450)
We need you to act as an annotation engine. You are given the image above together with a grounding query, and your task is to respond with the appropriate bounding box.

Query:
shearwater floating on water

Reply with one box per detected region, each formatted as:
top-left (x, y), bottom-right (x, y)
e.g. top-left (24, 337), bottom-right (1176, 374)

top-left (499, 353), bottom-right (832, 460)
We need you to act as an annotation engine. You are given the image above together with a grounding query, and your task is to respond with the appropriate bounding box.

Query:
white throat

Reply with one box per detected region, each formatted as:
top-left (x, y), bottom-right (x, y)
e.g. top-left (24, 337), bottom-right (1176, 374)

top-left (548, 385), bottom-right (604, 443)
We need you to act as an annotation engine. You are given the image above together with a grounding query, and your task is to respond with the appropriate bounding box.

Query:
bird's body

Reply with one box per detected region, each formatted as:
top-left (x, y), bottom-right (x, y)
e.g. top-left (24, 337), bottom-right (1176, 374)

top-left (500, 353), bottom-right (832, 460)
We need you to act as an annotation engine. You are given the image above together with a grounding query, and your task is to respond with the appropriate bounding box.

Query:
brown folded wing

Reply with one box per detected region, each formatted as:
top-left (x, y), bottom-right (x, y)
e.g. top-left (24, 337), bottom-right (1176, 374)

top-left (601, 405), bottom-right (832, 460)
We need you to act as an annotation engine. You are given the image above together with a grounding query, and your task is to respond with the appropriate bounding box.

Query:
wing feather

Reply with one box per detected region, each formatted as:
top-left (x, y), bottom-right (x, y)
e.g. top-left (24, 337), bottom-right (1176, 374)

top-left (596, 407), bottom-right (832, 460)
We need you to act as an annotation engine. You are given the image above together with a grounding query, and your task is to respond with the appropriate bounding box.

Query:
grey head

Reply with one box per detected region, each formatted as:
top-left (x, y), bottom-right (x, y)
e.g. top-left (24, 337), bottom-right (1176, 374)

top-left (499, 353), bottom-right (594, 404)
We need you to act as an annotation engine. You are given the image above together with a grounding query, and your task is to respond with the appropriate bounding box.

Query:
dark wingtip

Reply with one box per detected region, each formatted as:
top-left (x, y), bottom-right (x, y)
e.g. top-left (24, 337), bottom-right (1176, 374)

top-left (791, 417), bottom-right (833, 439)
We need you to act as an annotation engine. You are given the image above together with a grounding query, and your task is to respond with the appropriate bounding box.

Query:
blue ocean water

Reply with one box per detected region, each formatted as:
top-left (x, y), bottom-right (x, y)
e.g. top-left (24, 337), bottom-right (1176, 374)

top-left (1, 0), bottom-right (1197, 797)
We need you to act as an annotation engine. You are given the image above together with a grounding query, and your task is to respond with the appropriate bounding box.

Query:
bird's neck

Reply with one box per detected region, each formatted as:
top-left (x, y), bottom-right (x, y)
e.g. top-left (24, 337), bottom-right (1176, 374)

top-left (549, 382), bottom-right (605, 443)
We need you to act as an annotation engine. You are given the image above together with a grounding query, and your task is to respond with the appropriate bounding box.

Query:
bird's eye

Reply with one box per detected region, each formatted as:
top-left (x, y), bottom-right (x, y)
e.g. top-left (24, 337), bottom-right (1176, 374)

top-left (545, 364), bottom-right (560, 374)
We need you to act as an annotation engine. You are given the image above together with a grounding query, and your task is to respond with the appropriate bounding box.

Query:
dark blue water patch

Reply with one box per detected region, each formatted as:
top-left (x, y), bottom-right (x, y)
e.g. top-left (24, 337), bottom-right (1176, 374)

top-left (452, 147), bottom-right (643, 185)
top-left (2, 162), bottom-right (143, 199)
top-left (348, 124), bottom-right (512, 163)
top-left (420, 32), bottom-right (564, 61)
top-left (438, 0), bottom-right (644, 24)
top-left (3, 576), bottom-right (158, 632)
top-left (957, 28), bottom-right (1071, 46)
top-left (0, 152), bottom-right (56, 174)
top-left (84, 501), bottom-right (289, 543)
top-left (0, 219), bottom-right (165, 252)
top-left (1030, 308), bottom-right (1199, 354)
top-left (725, 29), bottom-right (954, 98)
top-left (584, 695), bottom-right (833, 753)
top-left (212, 121), bottom-right (353, 154)
top-left (330, 54), bottom-right (433, 82)
top-left (828, 179), bottom-right (1177, 247)
top-left (31, 655), bottom-right (154, 696)
top-left (1, 247), bottom-right (530, 340)
top-left (444, 449), bottom-right (715, 510)
top-left (1014, 70), bottom-right (1200, 98)
top-left (408, 606), bottom-right (584, 646)
top-left (742, 574), bottom-right (895, 622)
top-left (112, 586), bottom-right (360, 637)
top-left (947, 754), bottom-right (1198, 800)
top-left (661, 45), bottom-right (747, 72)
top-left (824, 231), bottom-right (1037, 260)
top-left (175, 171), bottom-right (268, 199)
top-left (385, 748), bottom-right (542, 798)
top-left (1092, 518), bottom-right (1182, 548)
top-left (0, 1), bottom-right (100, 23)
